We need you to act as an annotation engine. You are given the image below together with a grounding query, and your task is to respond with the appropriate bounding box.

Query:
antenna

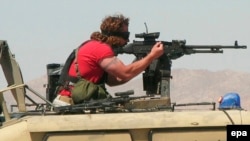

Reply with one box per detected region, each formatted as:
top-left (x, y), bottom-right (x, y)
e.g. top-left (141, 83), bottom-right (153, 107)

top-left (144, 22), bottom-right (148, 33)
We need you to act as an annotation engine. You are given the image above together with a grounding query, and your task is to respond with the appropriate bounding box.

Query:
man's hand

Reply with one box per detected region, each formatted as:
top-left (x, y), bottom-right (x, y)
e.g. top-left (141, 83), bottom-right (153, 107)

top-left (148, 42), bottom-right (164, 59)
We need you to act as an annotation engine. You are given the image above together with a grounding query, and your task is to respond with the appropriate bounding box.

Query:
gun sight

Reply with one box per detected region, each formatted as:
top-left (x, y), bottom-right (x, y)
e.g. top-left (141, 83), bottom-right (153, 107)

top-left (135, 32), bottom-right (160, 40)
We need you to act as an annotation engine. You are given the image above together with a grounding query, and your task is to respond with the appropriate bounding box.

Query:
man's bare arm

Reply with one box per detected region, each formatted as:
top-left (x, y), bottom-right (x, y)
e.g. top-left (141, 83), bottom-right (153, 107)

top-left (99, 42), bottom-right (164, 85)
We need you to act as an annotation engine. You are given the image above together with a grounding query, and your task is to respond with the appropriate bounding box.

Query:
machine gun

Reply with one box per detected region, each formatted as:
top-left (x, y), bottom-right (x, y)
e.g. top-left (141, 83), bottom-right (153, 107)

top-left (114, 32), bottom-right (247, 99)
top-left (54, 90), bottom-right (153, 113)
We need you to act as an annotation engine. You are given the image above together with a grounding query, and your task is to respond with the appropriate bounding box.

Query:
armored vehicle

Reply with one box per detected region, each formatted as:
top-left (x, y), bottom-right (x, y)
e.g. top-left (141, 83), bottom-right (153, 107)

top-left (0, 32), bottom-right (249, 141)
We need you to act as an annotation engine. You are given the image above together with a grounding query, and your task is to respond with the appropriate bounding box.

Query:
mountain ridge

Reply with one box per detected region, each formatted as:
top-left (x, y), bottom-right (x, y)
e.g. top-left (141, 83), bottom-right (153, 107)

top-left (3, 69), bottom-right (250, 111)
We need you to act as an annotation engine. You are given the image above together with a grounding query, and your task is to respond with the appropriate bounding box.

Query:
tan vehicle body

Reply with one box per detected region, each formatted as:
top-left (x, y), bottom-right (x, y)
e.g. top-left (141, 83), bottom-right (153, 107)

top-left (1, 40), bottom-right (249, 141)
top-left (1, 110), bottom-right (250, 141)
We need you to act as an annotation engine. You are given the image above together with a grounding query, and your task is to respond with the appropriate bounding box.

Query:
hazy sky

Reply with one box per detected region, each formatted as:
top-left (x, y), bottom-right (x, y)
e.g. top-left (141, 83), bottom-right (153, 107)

top-left (1, 0), bottom-right (250, 85)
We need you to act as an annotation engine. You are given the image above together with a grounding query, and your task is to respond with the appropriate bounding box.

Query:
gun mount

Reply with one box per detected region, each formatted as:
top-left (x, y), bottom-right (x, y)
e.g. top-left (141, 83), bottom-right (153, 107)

top-left (114, 32), bottom-right (247, 103)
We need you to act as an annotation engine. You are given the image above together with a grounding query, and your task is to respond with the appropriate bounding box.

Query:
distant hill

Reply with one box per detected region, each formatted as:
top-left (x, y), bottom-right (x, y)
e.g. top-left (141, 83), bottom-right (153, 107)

top-left (3, 69), bottom-right (250, 111)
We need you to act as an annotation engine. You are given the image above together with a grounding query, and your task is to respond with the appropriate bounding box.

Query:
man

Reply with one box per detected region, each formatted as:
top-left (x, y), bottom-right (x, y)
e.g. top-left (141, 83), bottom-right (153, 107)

top-left (55, 14), bottom-right (163, 105)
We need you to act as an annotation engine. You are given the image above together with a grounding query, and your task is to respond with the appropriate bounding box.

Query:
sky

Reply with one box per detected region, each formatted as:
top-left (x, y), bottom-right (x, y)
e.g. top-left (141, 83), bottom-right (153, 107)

top-left (1, 0), bottom-right (250, 86)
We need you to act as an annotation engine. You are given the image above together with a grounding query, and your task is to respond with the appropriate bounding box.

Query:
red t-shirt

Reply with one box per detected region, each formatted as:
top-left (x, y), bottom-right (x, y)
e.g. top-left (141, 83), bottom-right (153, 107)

top-left (68, 40), bottom-right (114, 83)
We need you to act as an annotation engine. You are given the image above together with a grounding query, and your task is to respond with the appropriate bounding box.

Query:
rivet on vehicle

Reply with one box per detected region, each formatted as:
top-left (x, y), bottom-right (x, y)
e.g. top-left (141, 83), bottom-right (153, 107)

top-left (191, 122), bottom-right (199, 125)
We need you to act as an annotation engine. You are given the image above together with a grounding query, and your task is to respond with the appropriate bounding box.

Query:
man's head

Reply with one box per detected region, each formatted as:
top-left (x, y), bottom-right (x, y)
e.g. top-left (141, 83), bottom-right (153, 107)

top-left (90, 14), bottom-right (130, 47)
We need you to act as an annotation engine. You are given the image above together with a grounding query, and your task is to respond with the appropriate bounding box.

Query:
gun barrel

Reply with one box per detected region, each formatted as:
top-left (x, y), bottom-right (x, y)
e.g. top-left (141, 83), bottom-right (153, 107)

top-left (189, 50), bottom-right (223, 53)
top-left (185, 45), bottom-right (247, 49)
